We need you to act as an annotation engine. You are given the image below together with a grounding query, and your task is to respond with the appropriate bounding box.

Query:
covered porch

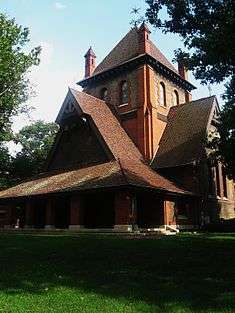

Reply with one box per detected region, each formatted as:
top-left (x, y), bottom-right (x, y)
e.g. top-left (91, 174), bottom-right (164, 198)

top-left (0, 188), bottom-right (198, 232)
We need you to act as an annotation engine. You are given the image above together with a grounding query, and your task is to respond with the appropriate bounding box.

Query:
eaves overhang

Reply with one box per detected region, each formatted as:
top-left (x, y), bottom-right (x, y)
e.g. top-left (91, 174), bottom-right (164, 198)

top-left (78, 53), bottom-right (196, 92)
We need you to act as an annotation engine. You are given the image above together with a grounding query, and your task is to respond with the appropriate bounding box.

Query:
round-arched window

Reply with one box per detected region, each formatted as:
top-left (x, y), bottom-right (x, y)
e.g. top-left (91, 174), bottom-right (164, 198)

top-left (120, 81), bottom-right (128, 105)
top-left (172, 90), bottom-right (179, 106)
top-left (100, 88), bottom-right (108, 102)
top-left (159, 82), bottom-right (166, 107)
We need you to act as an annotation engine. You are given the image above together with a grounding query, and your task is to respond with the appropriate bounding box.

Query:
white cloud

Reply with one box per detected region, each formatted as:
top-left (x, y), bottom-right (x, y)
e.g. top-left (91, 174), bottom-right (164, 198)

top-left (54, 2), bottom-right (67, 10)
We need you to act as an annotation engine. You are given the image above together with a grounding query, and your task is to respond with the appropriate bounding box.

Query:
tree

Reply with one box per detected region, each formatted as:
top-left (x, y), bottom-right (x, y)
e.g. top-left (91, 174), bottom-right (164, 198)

top-left (0, 145), bottom-right (11, 189)
top-left (0, 13), bottom-right (41, 188)
top-left (214, 77), bottom-right (235, 178)
top-left (145, 0), bottom-right (235, 178)
top-left (0, 13), bottom-right (41, 142)
top-left (11, 121), bottom-right (59, 180)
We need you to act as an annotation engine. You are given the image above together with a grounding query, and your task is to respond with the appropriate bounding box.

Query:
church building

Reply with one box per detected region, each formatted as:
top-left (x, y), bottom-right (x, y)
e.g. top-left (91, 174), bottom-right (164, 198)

top-left (0, 24), bottom-right (234, 232)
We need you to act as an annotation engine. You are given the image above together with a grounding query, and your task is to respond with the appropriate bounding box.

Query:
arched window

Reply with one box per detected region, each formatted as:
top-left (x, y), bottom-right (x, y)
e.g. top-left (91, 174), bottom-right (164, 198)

top-left (100, 88), bottom-right (108, 102)
top-left (120, 81), bottom-right (128, 105)
top-left (172, 90), bottom-right (179, 106)
top-left (159, 82), bottom-right (166, 107)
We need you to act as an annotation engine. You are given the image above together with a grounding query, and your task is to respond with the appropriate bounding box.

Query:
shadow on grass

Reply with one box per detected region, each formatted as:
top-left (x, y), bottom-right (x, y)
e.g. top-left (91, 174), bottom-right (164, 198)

top-left (0, 233), bottom-right (235, 312)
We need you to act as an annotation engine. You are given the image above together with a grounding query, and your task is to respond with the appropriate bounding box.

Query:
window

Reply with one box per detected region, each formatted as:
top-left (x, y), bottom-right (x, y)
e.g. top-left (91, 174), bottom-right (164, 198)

top-left (159, 82), bottom-right (166, 107)
top-left (120, 81), bottom-right (128, 105)
top-left (172, 90), bottom-right (179, 106)
top-left (100, 88), bottom-right (108, 102)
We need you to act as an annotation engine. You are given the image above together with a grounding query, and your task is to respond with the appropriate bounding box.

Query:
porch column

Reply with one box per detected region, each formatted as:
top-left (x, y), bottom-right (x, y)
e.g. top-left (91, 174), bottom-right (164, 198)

top-left (45, 198), bottom-right (55, 229)
top-left (164, 200), bottom-right (176, 226)
top-left (3, 204), bottom-right (15, 228)
top-left (25, 200), bottom-right (34, 228)
top-left (69, 195), bottom-right (84, 230)
top-left (114, 191), bottom-right (135, 232)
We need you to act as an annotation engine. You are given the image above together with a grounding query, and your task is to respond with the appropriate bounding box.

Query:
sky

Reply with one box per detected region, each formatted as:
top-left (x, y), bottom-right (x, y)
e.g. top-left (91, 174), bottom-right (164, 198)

top-left (0, 0), bottom-right (224, 135)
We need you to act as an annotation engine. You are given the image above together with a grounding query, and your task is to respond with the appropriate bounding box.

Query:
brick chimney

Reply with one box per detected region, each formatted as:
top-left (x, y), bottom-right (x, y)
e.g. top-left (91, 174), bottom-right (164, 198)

top-left (178, 61), bottom-right (192, 102)
top-left (138, 22), bottom-right (151, 54)
top-left (84, 47), bottom-right (96, 78)
top-left (178, 61), bottom-right (188, 81)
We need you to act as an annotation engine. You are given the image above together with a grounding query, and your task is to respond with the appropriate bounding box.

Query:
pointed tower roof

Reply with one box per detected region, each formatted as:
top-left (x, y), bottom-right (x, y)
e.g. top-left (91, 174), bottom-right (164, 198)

top-left (139, 21), bottom-right (151, 34)
top-left (84, 46), bottom-right (96, 58)
top-left (92, 25), bottom-right (178, 75)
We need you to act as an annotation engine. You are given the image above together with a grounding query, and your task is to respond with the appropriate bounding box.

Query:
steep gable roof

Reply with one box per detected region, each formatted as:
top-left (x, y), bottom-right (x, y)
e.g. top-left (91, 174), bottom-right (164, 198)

top-left (69, 89), bottom-right (190, 194)
top-left (152, 96), bottom-right (217, 169)
top-left (93, 27), bottom-right (178, 75)
top-left (0, 90), bottom-right (192, 200)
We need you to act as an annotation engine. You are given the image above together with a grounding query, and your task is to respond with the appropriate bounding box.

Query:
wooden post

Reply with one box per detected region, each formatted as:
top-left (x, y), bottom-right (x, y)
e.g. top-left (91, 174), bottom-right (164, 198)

top-left (164, 200), bottom-right (176, 226)
top-left (114, 191), bottom-right (134, 232)
top-left (25, 200), bottom-right (34, 228)
top-left (45, 198), bottom-right (55, 229)
top-left (69, 195), bottom-right (84, 230)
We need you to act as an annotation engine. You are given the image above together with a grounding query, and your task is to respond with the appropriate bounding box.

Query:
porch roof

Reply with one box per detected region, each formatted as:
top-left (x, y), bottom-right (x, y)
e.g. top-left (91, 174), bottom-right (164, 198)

top-left (0, 159), bottom-right (192, 200)
top-left (0, 89), bottom-right (194, 200)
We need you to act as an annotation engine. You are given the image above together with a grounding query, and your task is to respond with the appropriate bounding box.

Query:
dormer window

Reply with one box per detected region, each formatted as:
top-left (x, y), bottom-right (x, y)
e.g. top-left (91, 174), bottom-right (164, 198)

top-left (100, 88), bottom-right (108, 102)
top-left (159, 82), bottom-right (166, 107)
top-left (172, 90), bottom-right (179, 106)
top-left (120, 80), bottom-right (128, 105)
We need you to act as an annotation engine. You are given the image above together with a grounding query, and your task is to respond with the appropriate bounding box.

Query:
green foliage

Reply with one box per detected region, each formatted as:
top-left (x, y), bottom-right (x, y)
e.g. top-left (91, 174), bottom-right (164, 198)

top-left (0, 13), bottom-right (41, 188)
top-left (11, 120), bottom-right (59, 180)
top-left (215, 77), bottom-right (235, 178)
top-left (0, 13), bottom-right (41, 142)
top-left (0, 144), bottom-right (11, 189)
top-left (146, 0), bottom-right (235, 84)
top-left (145, 0), bottom-right (235, 177)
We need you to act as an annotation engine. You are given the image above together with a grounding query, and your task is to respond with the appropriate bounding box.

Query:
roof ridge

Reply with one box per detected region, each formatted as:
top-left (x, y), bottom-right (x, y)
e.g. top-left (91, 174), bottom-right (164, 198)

top-left (168, 95), bottom-right (216, 112)
top-left (93, 28), bottom-right (139, 75)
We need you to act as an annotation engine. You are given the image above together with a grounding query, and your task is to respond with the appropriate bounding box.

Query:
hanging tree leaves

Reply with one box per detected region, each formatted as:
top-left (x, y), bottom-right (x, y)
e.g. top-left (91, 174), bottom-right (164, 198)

top-left (145, 0), bottom-right (235, 178)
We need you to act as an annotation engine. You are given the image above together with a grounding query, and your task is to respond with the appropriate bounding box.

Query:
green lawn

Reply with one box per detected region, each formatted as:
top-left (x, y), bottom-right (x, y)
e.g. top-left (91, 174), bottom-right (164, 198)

top-left (0, 233), bottom-right (235, 313)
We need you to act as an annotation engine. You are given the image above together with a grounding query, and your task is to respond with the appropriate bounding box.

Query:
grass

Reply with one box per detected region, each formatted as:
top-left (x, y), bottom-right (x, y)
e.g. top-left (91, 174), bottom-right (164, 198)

top-left (0, 233), bottom-right (235, 313)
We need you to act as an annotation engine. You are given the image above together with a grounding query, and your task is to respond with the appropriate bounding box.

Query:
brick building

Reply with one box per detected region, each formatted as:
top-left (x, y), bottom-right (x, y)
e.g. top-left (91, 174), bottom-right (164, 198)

top-left (0, 24), bottom-right (234, 232)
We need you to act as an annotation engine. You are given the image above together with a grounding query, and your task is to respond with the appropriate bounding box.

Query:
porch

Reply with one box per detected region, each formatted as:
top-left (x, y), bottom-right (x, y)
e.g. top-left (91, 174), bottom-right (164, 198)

top-left (0, 189), bottom-right (198, 232)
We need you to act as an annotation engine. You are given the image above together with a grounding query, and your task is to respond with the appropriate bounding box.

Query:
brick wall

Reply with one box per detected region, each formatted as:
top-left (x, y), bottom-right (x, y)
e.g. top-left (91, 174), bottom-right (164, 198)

top-left (84, 63), bottom-right (190, 161)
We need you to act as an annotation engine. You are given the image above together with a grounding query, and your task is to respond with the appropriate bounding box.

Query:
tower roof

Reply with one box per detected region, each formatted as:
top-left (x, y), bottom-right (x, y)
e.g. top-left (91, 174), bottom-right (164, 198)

top-left (84, 46), bottom-right (96, 58)
top-left (93, 26), bottom-right (178, 75)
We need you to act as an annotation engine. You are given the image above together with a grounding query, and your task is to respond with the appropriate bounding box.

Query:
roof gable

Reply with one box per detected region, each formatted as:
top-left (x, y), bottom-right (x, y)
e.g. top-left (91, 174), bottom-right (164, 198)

top-left (47, 116), bottom-right (110, 172)
top-left (152, 96), bottom-right (216, 169)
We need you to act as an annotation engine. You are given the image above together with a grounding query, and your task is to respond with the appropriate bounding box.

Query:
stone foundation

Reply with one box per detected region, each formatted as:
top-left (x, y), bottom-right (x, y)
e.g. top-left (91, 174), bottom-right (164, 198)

top-left (114, 224), bottom-right (132, 232)
top-left (69, 225), bottom-right (84, 231)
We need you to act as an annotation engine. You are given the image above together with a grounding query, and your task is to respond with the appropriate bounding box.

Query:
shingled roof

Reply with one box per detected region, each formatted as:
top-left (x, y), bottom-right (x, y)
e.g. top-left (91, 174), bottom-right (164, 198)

top-left (152, 96), bottom-right (217, 169)
top-left (0, 89), bottom-right (192, 200)
top-left (68, 89), bottom-right (190, 194)
top-left (93, 27), bottom-right (178, 75)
